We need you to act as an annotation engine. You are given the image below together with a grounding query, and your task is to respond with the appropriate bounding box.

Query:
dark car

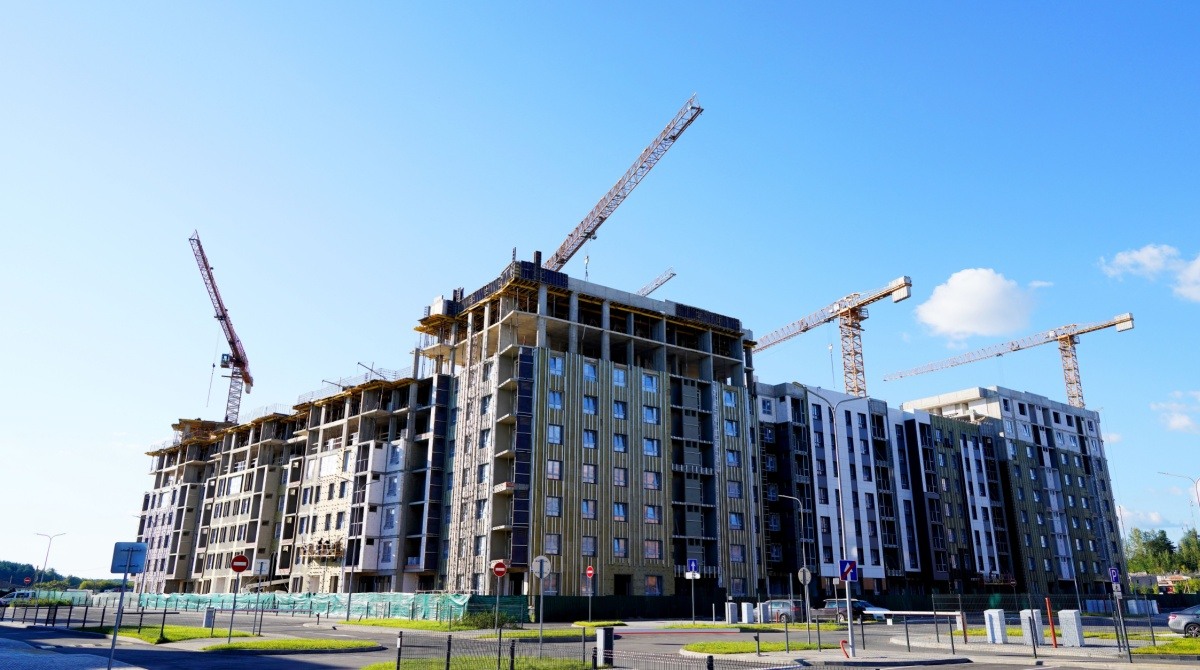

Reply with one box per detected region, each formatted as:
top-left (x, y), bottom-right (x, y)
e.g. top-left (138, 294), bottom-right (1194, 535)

top-left (763, 599), bottom-right (806, 622)
top-left (819, 598), bottom-right (870, 622)
top-left (1168, 604), bottom-right (1200, 637)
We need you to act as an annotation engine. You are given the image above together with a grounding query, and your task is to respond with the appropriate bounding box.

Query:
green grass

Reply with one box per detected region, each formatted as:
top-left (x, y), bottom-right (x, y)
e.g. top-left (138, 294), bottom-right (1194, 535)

top-left (478, 629), bottom-right (592, 639)
top-left (81, 625), bottom-right (254, 644)
top-left (682, 640), bottom-right (838, 654)
top-left (205, 638), bottom-right (378, 652)
top-left (354, 618), bottom-right (480, 632)
top-left (966, 626), bottom-right (1162, 642)
top-left (572, 620), bottom-right (624, 627)
top-left (665, 622), bottom-right (844, 632)
top-left (363, 659), bottom-right (590, 670)
top-left (1133, 638), bottom-right (1200, 655)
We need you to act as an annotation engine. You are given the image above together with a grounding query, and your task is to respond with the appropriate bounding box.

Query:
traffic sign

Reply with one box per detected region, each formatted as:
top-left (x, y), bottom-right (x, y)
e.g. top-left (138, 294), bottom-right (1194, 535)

top-left (839, 559), bottom-right (858, 582)
top-left (687, 558), bottom-right (699, 573)
top-left (23, 577), bottom-right (31, 585)
top-left (531, 554), bottom-right (551, 579)
top-left (492, 560), bottom-right (508, 578)
top-left (110, 542), bottom-right (148, 574)
top-left (231, 555), bottom-right (250, 573)
top-left (1109, 567), bottom-right (1120, 584)
top-left (1113, 583), bottom-right (1123, 596)
top-left (797, 567), bottom-right (812, 586)
top-left (586, 565), bottom-right (594, 579)
top-left (685, 571), bottom-right (700, 580)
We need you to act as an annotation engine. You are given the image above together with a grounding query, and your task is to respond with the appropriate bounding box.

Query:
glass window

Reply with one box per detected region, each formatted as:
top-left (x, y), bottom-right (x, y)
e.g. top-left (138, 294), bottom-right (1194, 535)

top-left (760, 398), bottom-right (773, 415)
top-left (547, 424), bottom-right (563, 445)
top-left (546, 496), bottom-right (561, 517)
top-left (643, 437), bottom-right (661, 456)
top-left (643, 470), bottom-right (661, 490)
top-left (644, 504), bottom-right (661, 524)
top-left (642, 373), bottom-right (658, 392)
top-left (479, 428), bottom-right (490, 450)
top-left (725, 450), bottom-right (741, 467)
top-left (613, 537), bottom-right (628, 558)
top-left (730, 544), bottom-right (745, 562)
top-left (613, 467), bottom-right (627, 487)
top-left (613, 401), bottom-right (627, 419)
top-left (724, 419), bottom-right (739, 437)
top-left (583, 429), bottom-right (597, 449)
top-left (583, 361), bottom-right (598, 382)
top-left (548, 391), bottom-right (563, 410)
top-left (731, 578), bottom-right (746, 596)
top-left (582, 535), bottom-right (597, 556)
top-left (582, 499), bottom-right (597, 519)
top-left (644, 575), bottom-right (662, 596)
top-left (613, 434), bottom-right (628, 452)
top-left (583, 395), bottom-right (598, 415)
top-left (613, 502), bottom-right (627, 522)
top-left (729, 512), bottom-right (744, 530)
top-left (643, 406), bottom-right (660, 424)
top-left (727, 481), bottom-right (743, 499)
top-left (480, 395), bottom-right (491, 415)
top-left (477, 463), bottom-right (489, 483)
top-left (723, 390), bottom-right (736, 407)
top-left (613, 368), bottom-right (626, 387)
top-left (547, 459), bottom-right (562, 480)
top-left (644, 539), bottom-right (662, 559)
top-left (582, 463), bottom-right (596, 484)
top-left (549, 356), bottom-right (564, 376)
top-left (546, 534), bottom-right (561, 555)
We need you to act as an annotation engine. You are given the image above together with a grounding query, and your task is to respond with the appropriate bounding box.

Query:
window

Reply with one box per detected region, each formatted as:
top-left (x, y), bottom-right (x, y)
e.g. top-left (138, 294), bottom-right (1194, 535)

top-left (726, 450), bottom-right (741, 467)
top-left (644, 575), bottom-right (663, 596)
top-left (583, 395), bottom-right (598, 415)
top-left (723, 390), bottom-right (736, 407)
top-left (582, 535), bottom-right (597, 556)
top-left (642, 373), bottom-right (658, 392)
top-left (613, 467), bottom-right (627, 487)
top-left (820, 516), bottom-right (831, 533)
top-left (763, 454), bottom-right (776, 471)
top-left (613, 368), bottom-right (626, 387)
top-left (818, 487), bottom-right (829, 504)
top-left (643, 406), bottom-right (660, 424)
top-left (724, 420), bottom-right (739, 437)
top-left (731, 578), bottom-right (747, 596)
top-left (643, 438), bottom-right (661, 456)
top-left (477, 463), bottom-right (489, 484)
top-left (480, 395), bottom-right (491, 415)
top-left (547, 460), bottom-right (562, 480)
top-left (729, 512), bottom-right (744, 530)
top-left (549, 356), bottom-right (564, 376)
top-left (583, 361), bottom-right (598, 382)
top-left (479, 428), bottom-right (490, 450)
top-left (546, 496), bottom-right (561, 517)
top-left (583, 429), bottom-right (597, 449)
top-left (548, 391), bottom-right (563, 410)
top-left (613, 401), bottom-right (627, 419)
top-left (760, 398), bottom-right (773, 415)
top-left (475, 500), bottom-right (486, 519)
top-left (613, 502), bottom-right (627, 522)
top-left (644, 539), bottom-right (662, 559)
top-left (644, 504), bottom-right (662, 524)
top-left (582, 463), bottom-right (596, 484)
top-left (613, 433), bottom-right (628, 452)
top-left (643, 470), bottom-right (661, 490)
top-left (335, 511), bottom-right (345, 529)
top-left (547, 424), bottom-right (563, 445)
top-left (474, 535), bottom-right (485, 555)
top-left (339, 481), bottom-right (349, 498)
top-left (582, 499), bottom-right (597, 519)
top-left (546, 534), bottom-right (561, 555)
top-left (613, 537), bottom-right (628, 557)
top-left (324, 513), bottom-right (332, 530)
top-left (727, 481), bottom-right (743, 498)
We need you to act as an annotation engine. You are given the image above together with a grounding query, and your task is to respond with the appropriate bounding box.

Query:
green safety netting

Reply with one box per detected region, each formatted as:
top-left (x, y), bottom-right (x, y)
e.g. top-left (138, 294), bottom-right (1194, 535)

top-left (132, 591), bottom-right (516, 621)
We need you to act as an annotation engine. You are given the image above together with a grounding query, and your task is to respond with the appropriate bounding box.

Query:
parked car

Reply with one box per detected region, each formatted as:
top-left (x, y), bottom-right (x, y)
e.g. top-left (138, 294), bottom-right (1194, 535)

top-left (763, 599), bottom-right (806, 622)
top-left (1167, 604), bottom-right (1200, 637)
top-left (856, 599), bottom-right (893, 621)
top-left (813, 598), bottom-right (868, 622)
top-left (0, 590), bottom-right (36, 606)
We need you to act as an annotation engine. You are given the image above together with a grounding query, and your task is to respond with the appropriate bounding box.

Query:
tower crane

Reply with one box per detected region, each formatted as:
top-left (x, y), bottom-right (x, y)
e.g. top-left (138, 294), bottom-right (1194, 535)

top-left (636, 267), bottom-right (677, 297)
top-left (189, 231), bottom-right (254, 423)
top-left (754, 276), bottom-right (912, 397)
top-left (883, 313), bottom-right (1133, 408)
top-left (543, 95), bottom-right (703, 272)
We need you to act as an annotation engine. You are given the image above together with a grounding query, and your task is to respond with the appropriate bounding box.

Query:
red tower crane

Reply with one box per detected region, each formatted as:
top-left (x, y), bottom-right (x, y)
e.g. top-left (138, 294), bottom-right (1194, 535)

top-left (189, 231), bottom-right (253, 423)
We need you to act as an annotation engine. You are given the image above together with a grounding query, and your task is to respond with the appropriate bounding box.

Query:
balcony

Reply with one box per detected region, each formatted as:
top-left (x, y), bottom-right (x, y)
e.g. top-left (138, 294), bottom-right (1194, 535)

top-left (492, 481), bottom-right (521, 495)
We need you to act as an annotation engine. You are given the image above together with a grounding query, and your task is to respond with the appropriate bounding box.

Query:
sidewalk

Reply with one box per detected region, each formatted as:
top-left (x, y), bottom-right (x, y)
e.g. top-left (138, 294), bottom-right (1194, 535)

top-left (0, 635), bottom-right (146, 669)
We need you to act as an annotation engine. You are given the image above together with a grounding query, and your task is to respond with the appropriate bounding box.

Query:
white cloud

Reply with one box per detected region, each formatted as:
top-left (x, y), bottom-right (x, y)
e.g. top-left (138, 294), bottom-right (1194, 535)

top-left (1100, 243), bottom-right (1181, 278)
top-left (1028, 280), bottom-right (1054, 289)
top-left (1103, 432), bottom-right (1122, 444)
top-left (1150, 396), bottom-right (1200, 433)
top-left (915, 269), bottom-right (1033, 342)
top-left (1166, 413), bottom-right (1198, 433)
top-left (1118, 506), bottom-right (1167, 529)
top-left (1100, 244), bottom-right (1200, 303)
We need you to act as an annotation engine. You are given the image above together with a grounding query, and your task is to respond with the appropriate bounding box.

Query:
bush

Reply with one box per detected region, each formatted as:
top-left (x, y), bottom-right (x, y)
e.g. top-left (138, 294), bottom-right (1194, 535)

top-left (459, 610), bottom-right (522, 630)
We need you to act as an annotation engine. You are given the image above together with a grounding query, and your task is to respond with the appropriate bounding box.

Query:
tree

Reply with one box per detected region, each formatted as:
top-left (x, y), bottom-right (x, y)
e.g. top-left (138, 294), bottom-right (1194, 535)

top-left (1126, 528), bottom-right (1178, 573)
top-left (1177, 529), bottom-right (1200, 573)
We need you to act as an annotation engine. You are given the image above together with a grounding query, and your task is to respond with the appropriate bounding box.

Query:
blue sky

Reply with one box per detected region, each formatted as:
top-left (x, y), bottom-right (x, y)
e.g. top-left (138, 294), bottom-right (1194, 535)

top-left (2, 3), bottom-right (1197, 578)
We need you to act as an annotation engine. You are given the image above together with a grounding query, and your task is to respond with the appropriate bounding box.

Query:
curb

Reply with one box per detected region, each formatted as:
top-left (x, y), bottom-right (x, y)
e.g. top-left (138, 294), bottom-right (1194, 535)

top-left (203, 644), bottom-right (387, 655)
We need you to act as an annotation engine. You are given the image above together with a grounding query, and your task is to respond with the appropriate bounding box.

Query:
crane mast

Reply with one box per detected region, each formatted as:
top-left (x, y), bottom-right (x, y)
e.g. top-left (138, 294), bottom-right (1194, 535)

top-left (189, 231), bottom-right (254, 423)
top-left (636, 267), bottom-right (677, 296)
top-left (543, 95), bottom-right (703, 272)
top-left (883, 312), bottom-right (1134, 408)
top-left (754, 276), bottom-right (912, 397)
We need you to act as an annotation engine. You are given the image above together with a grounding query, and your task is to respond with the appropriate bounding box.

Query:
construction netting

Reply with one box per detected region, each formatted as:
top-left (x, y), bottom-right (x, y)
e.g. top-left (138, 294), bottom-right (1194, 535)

top-left (132, 592), bottom-right (528, 622)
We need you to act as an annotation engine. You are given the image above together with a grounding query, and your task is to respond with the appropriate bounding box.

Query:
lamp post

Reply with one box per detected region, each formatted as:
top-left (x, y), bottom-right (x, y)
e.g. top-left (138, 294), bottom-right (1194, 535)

top-left (778, 493), bottom-right (812, 632)
top-left (1158, 472), bottom-right (1200, 530)
top-left (34, 532), bottom-right (65, 588)
top-left (791, 383), bottom-right (857, 658)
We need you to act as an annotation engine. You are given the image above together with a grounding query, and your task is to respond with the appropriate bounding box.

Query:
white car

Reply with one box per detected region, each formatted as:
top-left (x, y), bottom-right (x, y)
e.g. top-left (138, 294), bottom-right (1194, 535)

top-left (857, 600), bottom-right (892, 621)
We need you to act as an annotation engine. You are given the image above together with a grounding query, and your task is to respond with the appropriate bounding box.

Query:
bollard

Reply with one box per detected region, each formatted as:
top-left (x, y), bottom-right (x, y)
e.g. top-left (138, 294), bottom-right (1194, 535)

top-left (591, 647), bottom-right (597, 670)
top-left (706, 654), bottom-right (715, 670)
top-left (508, 640), bottom-right (516, 670)
top-left (395, 631), bottom-right (403, 670)
top-left (67, 604), bottom-right (73, 628)
top-left (444, 634), bottom-right (453, 670)
top-left (100, 605), bottom-right (107, 633)
top-left (160, 608), bottom-right (168, 642)
top-left (784, 616), bottom-right (790, 652)
top-left (82, 605), bottom-right (89, 630)
top-left (137, 609), bottom-right (145, 633)
top-left (754, 632), bottom-right (761, 656)
top-left (949, 615), bottom-right (956, 655)
top-left (859, 615), bottom-right (866, 650)
top-left (904, 614), bottom-right (911, 652)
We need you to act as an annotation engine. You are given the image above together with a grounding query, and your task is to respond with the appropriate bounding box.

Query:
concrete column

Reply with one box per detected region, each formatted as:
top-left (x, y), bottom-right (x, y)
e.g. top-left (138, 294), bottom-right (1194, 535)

top-left (481, 302), bottom-right (492, 363)
top-left (568, 292), bottom-right (579, 354)
top-left (537, 286), bottom-right (548, 347)
top-left (984, 608), bottom-right (1007, 643)
top-left (600, 300), bottom-right (611, 361)
top-left (1058, 609), bottom-right (1084, 647)
top-left (1019, 609), bottom-right (1045, 646)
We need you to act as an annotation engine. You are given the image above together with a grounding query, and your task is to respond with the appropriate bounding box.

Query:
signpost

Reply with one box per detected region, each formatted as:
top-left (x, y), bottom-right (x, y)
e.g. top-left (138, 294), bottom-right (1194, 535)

top-left (798, 567), bottom-right (813, 641)
top-left (532, 555), bottom-right (551, 652)
top-left (686, 559), bottom-right (700, 623)
top-left (107, 542), bottom-right (147, 670)
top-left (22, 577), bottom-right (31, 586)
top-left (229, 554), bottom-right (249, 644)
top-left (586, 565), bottom-right (595, 623)
top-left (838, 560), bottom-right (857, 658)
top-left (491, 560), bottom-right (507, 670)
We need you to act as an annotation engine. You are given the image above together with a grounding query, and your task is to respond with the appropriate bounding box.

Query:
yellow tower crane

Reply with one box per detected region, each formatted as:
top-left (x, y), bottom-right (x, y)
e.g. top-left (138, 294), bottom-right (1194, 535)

top-left (753, 276), bottom-right (912, 397)
top-left (883, 312), bottom-right (1134, 408)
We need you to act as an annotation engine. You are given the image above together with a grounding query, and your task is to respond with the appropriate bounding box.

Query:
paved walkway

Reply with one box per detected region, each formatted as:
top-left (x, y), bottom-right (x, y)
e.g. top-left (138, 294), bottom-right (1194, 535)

top-left (0, 635), bottom-right (145, 669)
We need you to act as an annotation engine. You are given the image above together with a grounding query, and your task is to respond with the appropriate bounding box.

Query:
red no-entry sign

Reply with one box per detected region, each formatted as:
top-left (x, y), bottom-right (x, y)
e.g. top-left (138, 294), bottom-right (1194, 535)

top-left (586, 565), bottom-right (594, 578)
top-left (231, 555), bottom-right (250, 573)
top-left (492, 561), bottom-right (507, 578)
top-left (23, 577), bottom-right (31, 585)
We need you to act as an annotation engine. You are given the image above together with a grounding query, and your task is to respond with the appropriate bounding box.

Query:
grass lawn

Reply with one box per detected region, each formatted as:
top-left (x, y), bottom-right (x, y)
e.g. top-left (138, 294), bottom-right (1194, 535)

top-left (572, 620), bottom-right (624, 627)
top-left (81, 625), bottom-right (254, 644)
top-left (205, 638), bottom-right (379, 652)
top-left (665, 622), bottom-right (844, 632)
top-left (1133, 638), bottom-right (1200, 655)
top-left (682, 640), bottom-right (838, 654)
top-left (965, 626), bottom-right (1162, 642)
top-left (354, 618), bottom-right (480, 632)
top-left (478, 629), bottom-right (592, 640)
top-left (363, 659), bottom-right (591, 670)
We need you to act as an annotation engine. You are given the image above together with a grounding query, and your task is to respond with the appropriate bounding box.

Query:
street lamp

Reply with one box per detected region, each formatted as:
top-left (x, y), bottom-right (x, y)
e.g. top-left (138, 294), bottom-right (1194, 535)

top-left (791, 382), bottom-right (858, 658)
top-left (35, 532), bottom-right (65, 588)
top-left (1158, 472), bottom-right (1200, 530)
top-left (778, 493), bottom-right (814, 638)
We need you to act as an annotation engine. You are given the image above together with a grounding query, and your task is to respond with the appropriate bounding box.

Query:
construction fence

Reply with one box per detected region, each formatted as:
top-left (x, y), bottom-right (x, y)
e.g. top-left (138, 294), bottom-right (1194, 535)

top-left (122, 591), bottom-right (529, 622)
